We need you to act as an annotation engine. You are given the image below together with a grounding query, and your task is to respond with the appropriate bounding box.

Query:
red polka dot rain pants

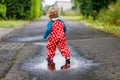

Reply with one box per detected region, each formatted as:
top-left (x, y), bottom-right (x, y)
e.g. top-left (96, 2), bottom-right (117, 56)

top-left (46, 20), bottom-right (70, 60)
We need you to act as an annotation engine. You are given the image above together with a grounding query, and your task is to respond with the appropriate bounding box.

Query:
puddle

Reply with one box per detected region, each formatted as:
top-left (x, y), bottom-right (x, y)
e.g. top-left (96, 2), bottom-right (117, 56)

top-left (21, 42), bottom-right (98, 76)
top-left (5, 35), bottom-right (44, 42)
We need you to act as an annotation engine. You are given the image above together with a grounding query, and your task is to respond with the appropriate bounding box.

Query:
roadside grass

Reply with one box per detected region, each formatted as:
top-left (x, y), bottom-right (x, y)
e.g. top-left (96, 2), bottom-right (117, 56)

top-left (0, 20), bottom-right (29, 28)
top-left (64, 16), bottom-right (120, 37)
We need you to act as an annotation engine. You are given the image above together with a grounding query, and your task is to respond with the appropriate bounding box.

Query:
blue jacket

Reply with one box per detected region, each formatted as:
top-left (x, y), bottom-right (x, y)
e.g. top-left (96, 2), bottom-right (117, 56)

top-left (43, 19), bottom-right (67, 39)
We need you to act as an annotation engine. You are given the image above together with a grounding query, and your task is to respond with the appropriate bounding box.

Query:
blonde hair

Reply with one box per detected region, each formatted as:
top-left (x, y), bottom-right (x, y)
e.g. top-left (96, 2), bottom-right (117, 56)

top-left (47, 7), bottom-right (59, 20)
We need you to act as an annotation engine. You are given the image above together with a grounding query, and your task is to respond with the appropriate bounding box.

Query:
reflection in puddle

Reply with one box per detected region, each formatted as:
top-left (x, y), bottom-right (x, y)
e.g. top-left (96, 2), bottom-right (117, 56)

top-left (21, 42), bottom-right (98, 75)
top-left (33, 52), bottom-right (70, 71)
top-left (7, 35), bottom-right (44, 42)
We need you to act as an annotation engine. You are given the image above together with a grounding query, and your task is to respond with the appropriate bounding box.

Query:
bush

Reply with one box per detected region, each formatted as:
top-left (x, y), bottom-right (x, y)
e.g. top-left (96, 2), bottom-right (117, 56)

top-left (0, 4), bottom-right (6, 19)
top-left (31, 0), bottom-right (41, 19)
top-left (98, 0), bottom-right (120, 26)
top-left (4, 0), bottom-right (32, 20)
top-left (4, 0), bottom-right (41, 20)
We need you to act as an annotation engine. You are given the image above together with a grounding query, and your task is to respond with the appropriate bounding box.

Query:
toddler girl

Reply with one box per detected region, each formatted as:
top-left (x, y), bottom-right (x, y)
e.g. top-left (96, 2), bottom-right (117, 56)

top-left (43, 7), bottom-right (70, 63)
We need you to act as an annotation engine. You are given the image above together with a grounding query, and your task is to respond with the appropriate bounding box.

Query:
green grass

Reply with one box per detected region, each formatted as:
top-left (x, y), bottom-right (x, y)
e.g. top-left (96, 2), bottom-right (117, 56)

top-left (0, 20), bottom-right (28, 28)
top-left (64, 16), bottom-right (120, 37)
top-left (63, 16), bottom-right (83, 21)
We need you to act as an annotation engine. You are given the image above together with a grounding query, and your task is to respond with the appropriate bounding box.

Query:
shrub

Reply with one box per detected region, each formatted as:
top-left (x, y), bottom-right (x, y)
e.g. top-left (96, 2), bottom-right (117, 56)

top-left (98, 0), bottom-right (120, 26)
top-left (4, 0), bottom-right (41, 20)
top-left (0, 4), bottom-right (6, 19)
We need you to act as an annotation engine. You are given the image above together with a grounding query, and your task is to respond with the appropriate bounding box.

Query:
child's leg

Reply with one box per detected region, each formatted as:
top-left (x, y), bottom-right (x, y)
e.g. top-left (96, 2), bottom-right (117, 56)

top-left (46, 40), bottom-right (57, 60)
top-left (58, 40), bottom-right (70, 60)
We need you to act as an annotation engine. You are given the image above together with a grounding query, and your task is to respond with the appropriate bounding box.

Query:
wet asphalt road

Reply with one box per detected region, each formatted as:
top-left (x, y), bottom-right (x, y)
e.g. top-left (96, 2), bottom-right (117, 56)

top-left (2, 17), bottom-right (120, 80)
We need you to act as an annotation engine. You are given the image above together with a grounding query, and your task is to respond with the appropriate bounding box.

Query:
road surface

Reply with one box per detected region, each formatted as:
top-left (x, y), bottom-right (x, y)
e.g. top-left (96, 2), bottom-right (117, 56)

top-left (0, 17), bottom-right (120, 80)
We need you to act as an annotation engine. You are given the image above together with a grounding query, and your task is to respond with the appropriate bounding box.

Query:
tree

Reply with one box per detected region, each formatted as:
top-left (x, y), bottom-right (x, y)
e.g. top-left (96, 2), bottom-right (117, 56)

top-left (0, 0), bottom-right (6, 19)
top-left (0, 4), bottom-right (6, 19)
top-left (74, 0), bottom-right (117, 20)
top-left (80, 0), bottom-right (92, 18)
top-left (4, 0), bottom-right (41, 20)
top-left (31, 0), bottom-right (41, 19)
top-left (4, 0), bottom-right (31, 19)
top-left (98, 0), bottom-right (120, 25)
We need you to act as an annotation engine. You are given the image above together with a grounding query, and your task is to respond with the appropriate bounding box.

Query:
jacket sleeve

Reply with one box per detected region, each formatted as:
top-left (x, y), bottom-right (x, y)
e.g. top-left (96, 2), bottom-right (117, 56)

top-left (64, 23), bottom-right (67, 33)
top-left (60, 19), bottom-right (67, 33)
top-left (43, 20), bottom-right (52, 39)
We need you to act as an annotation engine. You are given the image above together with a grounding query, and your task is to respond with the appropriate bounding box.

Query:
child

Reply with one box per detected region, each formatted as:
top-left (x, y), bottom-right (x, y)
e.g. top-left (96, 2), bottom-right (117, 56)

top-left (43, 7), bottom-right (70, 63)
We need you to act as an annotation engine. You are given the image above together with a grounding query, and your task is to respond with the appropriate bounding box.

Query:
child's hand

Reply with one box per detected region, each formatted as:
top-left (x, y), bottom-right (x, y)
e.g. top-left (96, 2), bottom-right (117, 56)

top-left (43, 34), bottom-right (46, 39)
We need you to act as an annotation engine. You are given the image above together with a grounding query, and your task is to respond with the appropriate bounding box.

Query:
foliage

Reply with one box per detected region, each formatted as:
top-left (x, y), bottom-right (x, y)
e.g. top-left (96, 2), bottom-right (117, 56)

top-left (31, 0), bottom-right (41, 19)
top-left (4, 0), bottom-right (31, 20)
top-left (74, 0), bottom-right (117, 20)
top-left (98, 0), bottom-right (120, 26)
top-left (0, 3), bottom-right (6, 19)
top-left (1, 0), bottom-right (41, 20)
top-left (64, 16), bottom-right (120, 37)
top-left (91, 0), bottom-right (117, 20)
top-left (0, 0), bottom-right (5, 3)
top-left (80, 0), bottom-right (92, 18)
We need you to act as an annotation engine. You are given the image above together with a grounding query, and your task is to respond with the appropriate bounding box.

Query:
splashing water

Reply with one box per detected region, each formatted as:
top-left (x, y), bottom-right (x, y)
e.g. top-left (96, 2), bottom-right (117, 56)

top-left (21, 42), bottom-right (98, 75)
